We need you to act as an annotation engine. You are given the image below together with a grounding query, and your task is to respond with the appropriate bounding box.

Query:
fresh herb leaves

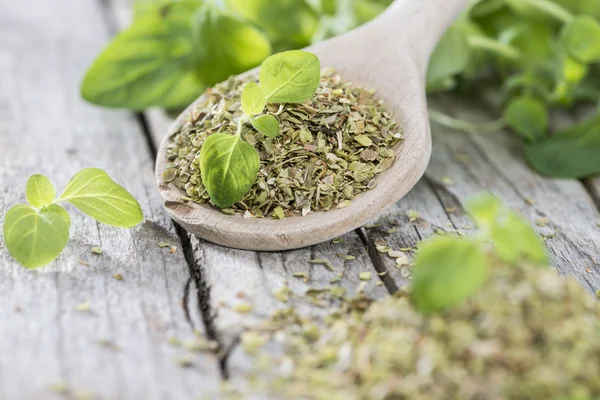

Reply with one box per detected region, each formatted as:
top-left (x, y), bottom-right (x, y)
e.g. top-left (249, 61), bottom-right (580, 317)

top-left (26, 174), bottom-right (56, 208)
top-left (427, 0), bottom-right (600, 178)
top-left (241, 82), bottom-right (267, 116)
top-left (251, 114), bottom-right (280, 137)
top-left (412, 237), bottom-right (489, 314)
top-left (259, 51), bottom-right (321, 103)
top-left (4, 204), bottom-right (71, 269)
top-left (193, 2), bottom-right (271, 85)
top-left (198, 51), bottom-right (320, 208)
top-left (3, 169), bottom-right (143, 269)
top-left (524, 112), bottom-right (600, 178)
top-left (411, 193), bottom-right (548, 313)
top-left (82, 1), bottom-right (203, 110)
top-left (561, 16), bottom-right (600, 63)
top-left (57, 168), bottom-right (144, 228)
top-left (83, 0), bottom-right (387, 111)
top-left (199, 133), bottom-right (260, 208)
top-left (503, 97), bottom-right (548, 141)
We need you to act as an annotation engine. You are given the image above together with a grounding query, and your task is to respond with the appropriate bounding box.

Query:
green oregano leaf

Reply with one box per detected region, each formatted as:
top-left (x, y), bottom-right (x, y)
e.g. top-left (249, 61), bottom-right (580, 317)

top-left (81, 0), bottom-right (204, 110)
top-left (561, 16), bottom-right (600, 63)
top-left (3, 204), bottom-right (70, 269)
top-left (426, 25), bottom-right (471, 91)
top-left (503, 96), bottom-right (548, 141)
top-left (466, 193), bottom-right (548, 264)
top-left (241, 82), bottom-right (266, 116)
top-left (26, 174), bottom-right (56, 208)
top-left (58, 168), bottom-right (143, 228)
top-left (251, 115), bottom-right (280, 137)
top-left (225, 0), bottom-right (319, 51)
top-left (200, 133), bottom-right (260, 208)
top-left (411, 236), bottom-right (489, 314)
top-left (524, 113), bottom-right (600, 178)
top-left (259, 50), bottom-right (321, 103)
top-left (193, 3), bottom-right (272, 85)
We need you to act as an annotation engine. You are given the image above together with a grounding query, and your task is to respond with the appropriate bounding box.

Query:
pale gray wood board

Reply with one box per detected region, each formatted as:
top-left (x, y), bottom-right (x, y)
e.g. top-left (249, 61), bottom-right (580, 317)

top-left (3, 0), bottom-right (600, 396)
top-left (0, 0), bottom-right (221, 399)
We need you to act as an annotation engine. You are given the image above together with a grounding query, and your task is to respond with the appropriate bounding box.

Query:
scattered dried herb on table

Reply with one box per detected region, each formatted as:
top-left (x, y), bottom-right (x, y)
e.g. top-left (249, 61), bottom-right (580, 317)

top-left (165, 68), bottom-right (402, 219)
top-left (231, 262), bottom-right (600, 400)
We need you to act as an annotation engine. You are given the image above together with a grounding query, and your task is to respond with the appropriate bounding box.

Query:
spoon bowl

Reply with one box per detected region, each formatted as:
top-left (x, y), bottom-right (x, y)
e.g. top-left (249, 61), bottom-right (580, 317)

top-left (156, 0), bottom-right (468, 251)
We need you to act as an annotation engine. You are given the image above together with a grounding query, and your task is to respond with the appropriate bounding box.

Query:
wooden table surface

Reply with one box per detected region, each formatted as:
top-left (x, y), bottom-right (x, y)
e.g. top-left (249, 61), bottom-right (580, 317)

top-left (2, 1), bottom-right (600, 399)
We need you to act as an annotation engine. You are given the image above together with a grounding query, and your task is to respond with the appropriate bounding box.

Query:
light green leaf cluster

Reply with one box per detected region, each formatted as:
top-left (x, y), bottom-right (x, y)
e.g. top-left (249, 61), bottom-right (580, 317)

top-left (193, 2), bottom-right (271, 85)
top-left (83, 0), bottom-right (390, 110)
top-left (411, 193), bottom-right (548, 313)
top-left (412, 237), bottom-right (489, 314)
top-left (239, 50), bottom-right (320, 136)
top-left (200, 51), bottom-right (320, 208)
top-left (503, 97), bottom-right (548, 141)
top-left (82, 1), bottom-right (204, 110)
top-left (467, 193), bottom-right (548, 264)
top-left (524, 113), bottom-right (600, 178)
top-left (3, 169), bottom-right (143, 269)
top-left (427, 0), bottom-right (600, 179)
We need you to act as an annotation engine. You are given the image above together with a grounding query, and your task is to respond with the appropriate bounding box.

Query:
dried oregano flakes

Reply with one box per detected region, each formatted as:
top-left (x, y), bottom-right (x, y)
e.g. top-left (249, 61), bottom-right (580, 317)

top-left (164, 68), bottom-right (402, 219)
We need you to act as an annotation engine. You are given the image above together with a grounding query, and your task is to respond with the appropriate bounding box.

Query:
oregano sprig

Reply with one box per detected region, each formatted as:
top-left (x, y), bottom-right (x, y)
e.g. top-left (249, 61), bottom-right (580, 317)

top-left (3, 168), bottom-right (143, 269)
top-left (200, 50), bottom-right (321, 208)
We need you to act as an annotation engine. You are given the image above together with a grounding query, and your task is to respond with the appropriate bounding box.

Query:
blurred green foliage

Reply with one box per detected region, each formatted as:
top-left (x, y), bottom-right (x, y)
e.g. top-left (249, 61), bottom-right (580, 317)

top-left (82, 0), bottom-right (391, 110)
top-left (82, 0), bottom-right (600, 178)
top-left (429, 0), bottom-right (600, 178)
top-left (412, 193), bottom-right (548, 314)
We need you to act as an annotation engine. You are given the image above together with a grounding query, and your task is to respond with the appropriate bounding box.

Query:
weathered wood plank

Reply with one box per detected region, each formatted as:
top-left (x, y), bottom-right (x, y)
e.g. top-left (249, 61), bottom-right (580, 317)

top-left (0, 1), bottom-right (221, 399)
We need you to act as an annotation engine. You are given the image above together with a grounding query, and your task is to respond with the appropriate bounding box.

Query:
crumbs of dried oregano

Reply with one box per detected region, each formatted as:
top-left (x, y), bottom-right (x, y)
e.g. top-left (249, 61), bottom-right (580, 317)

top-left (164, 68), bottom-right (402, 219)
top-left (231, 263), bottom-right (600, 400)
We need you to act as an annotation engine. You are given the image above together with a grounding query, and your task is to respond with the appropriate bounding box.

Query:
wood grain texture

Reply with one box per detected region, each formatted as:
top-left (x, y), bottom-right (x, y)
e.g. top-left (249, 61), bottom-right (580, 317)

top-left (0, 1), bottom-right (221, 399)
top-left (155, 0), bottom-right (469, 251)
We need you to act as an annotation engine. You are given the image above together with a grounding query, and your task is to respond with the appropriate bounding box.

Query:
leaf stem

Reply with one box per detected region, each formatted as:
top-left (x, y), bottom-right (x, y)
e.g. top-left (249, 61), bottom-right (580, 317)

top-left (429, 109), bottom-right (507, 135)
top-left (514, 0), bottom-right (574, 24)
top-left (468, 36), bottom-right (522, 62)
top-left (236, 119), bottom-right (244, 137)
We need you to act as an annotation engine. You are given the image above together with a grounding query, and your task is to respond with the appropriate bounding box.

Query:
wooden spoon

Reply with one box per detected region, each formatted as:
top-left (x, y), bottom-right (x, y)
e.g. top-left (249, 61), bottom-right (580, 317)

top-left (156, 0), bottom-right (469, 251)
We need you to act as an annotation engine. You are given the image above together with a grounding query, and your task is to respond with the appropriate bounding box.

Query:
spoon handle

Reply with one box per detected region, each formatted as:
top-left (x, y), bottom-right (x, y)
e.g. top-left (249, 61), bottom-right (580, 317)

top-left (373, 0), bottom-right (470, 72)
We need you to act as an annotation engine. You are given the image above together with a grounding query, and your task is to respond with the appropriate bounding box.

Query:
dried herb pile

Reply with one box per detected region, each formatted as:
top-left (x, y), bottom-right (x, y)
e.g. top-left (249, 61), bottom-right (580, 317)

top-left (233, 263), bottom-right (600, 399)
top-left (165, 68), bottom-right (402, 218)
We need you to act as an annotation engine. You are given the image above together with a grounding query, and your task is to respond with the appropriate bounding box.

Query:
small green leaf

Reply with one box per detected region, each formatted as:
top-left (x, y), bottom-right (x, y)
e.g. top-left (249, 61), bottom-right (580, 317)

top-left (225, 0), bottom-right (318, 50)
top-left (561, 16), bottom-right (600, 63)
top-left (260, 50), bottom-right (321, 103)
top-left (490, 212), bottom-right (549, 264)
top-left (241, 82), bottom-right (266, 116)
top-left (58, 168), bottom-right (143, 228)
top-left (353, 0), bottom-right (394, 24)
top-left (200, 133), bottom-right (260, 208)
top-left (426, 25), bottom-right (471, 90)
top-left (466, 193), bottom-right (501, 227)
top-left (251, 115), bottom-right (280, 137)
top-left (81, 1), bottom-right (204, 110)
top-left (562, 55), bottom-right (588, 84)
top-left (524, 113), bottom-right (600, 178)
top-left (411, 236), bottom-right (489, 314)
top-left (466, 193), bottom-right (548, 264)
top-left (26, 174), bottom-right (56, 208)
top-left (503, 97), bottom-right (548, 141)
top-left (3, 204), bottom-right (70, 269)
top-left (193, 3), bottom-right (271, 85)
